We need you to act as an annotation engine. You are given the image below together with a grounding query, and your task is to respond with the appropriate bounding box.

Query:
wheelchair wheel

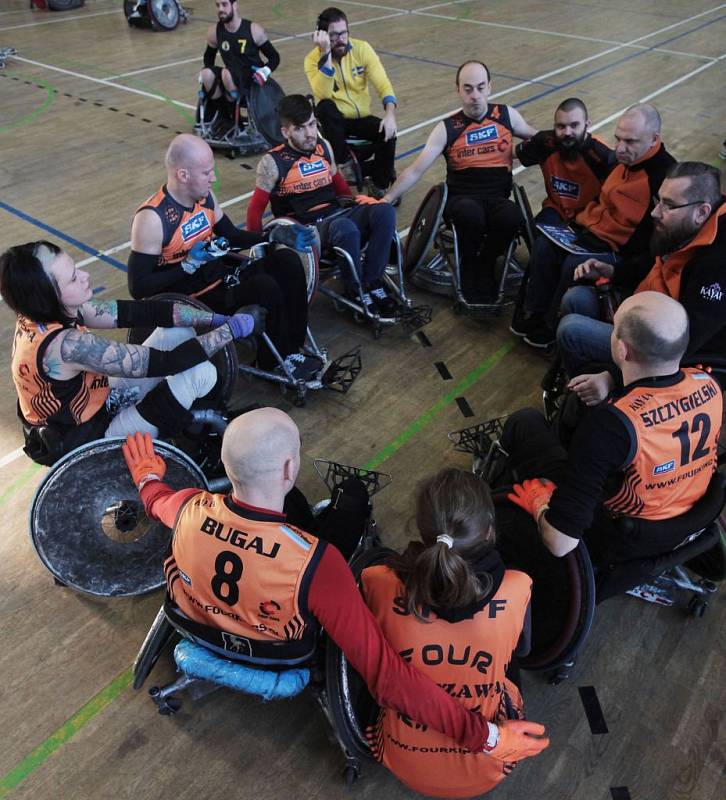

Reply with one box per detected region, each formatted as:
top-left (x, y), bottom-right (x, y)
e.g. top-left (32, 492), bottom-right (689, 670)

top-left (263, 219), bottom-right (320, 302)
top-left (49, 0), bottom-right (85, 8)
top-left (403, 183), bottom-right (448, 276)
top-left (126, 293), bottom-right (238, 404)
top-left (247, 79), bottom-right (285, 146)
top-left (148, 0), bottom-right (180, 30)
top-left (123, 0), bottom-right (140, 24)
top-left (30, 439), bottom-right (209, 597)
top-left (133, 605), bottom-right (177, 689)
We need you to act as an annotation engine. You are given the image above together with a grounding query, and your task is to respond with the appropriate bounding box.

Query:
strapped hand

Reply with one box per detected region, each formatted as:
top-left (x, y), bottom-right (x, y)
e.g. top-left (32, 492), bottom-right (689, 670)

top-left (229, 305), bottom-right (267, 338)
top-left (122, 432), bottom-right (167, 490)
top-left (489, 720), bottom-right (550, 762)
top-left (269, 222), bottom-right (317, 251)
top-left (252, 65), bottom-right (271, 86)
top-left (507, 478), bottom-right (556, 522)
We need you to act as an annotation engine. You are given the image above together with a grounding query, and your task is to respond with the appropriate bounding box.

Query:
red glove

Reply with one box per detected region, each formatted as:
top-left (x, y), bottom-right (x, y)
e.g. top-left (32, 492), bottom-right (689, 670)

top-left (355, 194), bottom-right (386, 205)
top-left (122, 432), bottom-right (167, 490)
top-left (507, 478), bottom-right (556, 522)
top-left (488, 720), bottom-right (550, 762)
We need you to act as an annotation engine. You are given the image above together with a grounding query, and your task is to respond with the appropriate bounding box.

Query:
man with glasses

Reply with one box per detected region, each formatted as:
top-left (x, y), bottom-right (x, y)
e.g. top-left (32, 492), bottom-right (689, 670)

top-left (304, 6), bottom-right (398, 197)
top-left (554, 162), bottom-right (726, 400)
top-left (514, 103), bottom-right (674, 348)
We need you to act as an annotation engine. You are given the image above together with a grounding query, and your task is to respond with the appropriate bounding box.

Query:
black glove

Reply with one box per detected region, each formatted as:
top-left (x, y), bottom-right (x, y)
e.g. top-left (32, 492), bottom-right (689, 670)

top-left (236, 304), bottom-right (267, 335)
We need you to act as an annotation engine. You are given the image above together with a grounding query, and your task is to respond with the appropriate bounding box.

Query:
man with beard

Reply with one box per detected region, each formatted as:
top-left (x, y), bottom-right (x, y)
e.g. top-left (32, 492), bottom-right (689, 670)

top-left (304, 6), bottom-right (398, 197)
top-left (512, 103), bottom-right (674, 348)
top-left (554, 162), bottom-right (726, 401)
top-left (247, 94), bottom-right (399, 316)
top-left (383, 61), bottom-right (537, 303)
top-left (199, 0), bottom-right (280, 113)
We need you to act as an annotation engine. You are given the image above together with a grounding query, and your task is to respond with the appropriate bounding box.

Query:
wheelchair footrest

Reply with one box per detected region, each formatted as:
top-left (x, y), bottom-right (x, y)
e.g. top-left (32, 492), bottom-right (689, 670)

top-left (173, 640), bottom-right (310, 700)
top-left (313, 459), bottom-right (392, 499)
top-left (0, 48), bottom-right (17, 69)
top-left (321, 346), bottom-right (362, 394)
top-left (448, 416), bottom-right (509, 458)
top-left (398, 304), bottom-right (433, 334)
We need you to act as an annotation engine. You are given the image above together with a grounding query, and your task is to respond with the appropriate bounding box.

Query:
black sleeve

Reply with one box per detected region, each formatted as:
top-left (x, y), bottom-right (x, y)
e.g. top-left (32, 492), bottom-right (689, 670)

top-left (259, 39), bottom-right (280, 72)
top-left (213, 214), bottom-right (267, 249)
top-left (679, 240), bottom-right (726, 358)
top-left (116, 300), bottom-right (175, 329)
top-left (545, 406), bottom-right (633, 538)
top-left (611, 252), bottom-right (654, 291)
top-left (127, 250), bottom-right (188, 299)
top-left (203, 45), bottom-right (217, 69)
top-left (146, 337), bottom-right (210, 378)
top-left (515, 131), bottom-right (550, 167)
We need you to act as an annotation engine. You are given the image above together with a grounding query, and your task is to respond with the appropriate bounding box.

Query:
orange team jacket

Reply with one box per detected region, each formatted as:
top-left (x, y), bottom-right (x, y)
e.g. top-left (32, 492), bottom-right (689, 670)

top-left (443, 105), bottom-right (514, 199)
top-left (268, 140), bottom-right (340, 223)
top-left (575, 138), bottom-right (675, 254)
top-left (516, 131), bottom-right (615, 221)
top-left (604, 368), bottom-right (722, 520)
top-left (362, 564), bottom-right (531, 798)
top-left (164, 490), bottom-right (326, 665)
top-left (636, 201), bottom-right (726, 299)
top-left (12, 315), bottom-right (109, 428)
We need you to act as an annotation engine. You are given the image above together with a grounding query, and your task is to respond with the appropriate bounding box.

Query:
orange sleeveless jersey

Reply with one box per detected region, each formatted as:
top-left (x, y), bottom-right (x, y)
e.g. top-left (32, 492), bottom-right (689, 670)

top-left (268, 141), bottom-right (339, 222)
top-left (137, 186), bottom-right (216, 266)
top-left (361, 564), bottom-right (531, 798)
top-left (605, 368), bottom-right (722, 519)
top-left (166, 491), bottom-right (326, 658)
top-left (12, 315), bottom-right (109, 427)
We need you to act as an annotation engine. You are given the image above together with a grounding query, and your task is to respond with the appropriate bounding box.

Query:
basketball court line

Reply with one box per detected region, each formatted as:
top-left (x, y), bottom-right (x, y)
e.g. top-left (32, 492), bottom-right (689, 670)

top-left (0, 8), bottom-right (121, 33)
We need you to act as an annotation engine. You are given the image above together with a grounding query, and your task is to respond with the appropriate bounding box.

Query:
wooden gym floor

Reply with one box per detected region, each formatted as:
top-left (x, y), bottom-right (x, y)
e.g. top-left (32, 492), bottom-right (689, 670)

top-left (1, 1), bottom-right (725, 798)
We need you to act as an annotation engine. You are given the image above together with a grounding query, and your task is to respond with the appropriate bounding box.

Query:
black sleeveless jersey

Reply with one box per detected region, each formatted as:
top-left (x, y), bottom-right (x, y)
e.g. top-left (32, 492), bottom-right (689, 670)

top-left (216, 18), bottom-right (264, 91)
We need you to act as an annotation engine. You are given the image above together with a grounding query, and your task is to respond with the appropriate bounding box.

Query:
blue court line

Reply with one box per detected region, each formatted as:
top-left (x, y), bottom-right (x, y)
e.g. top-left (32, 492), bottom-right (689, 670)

top-left (0, 200), bottom-right (127, 271)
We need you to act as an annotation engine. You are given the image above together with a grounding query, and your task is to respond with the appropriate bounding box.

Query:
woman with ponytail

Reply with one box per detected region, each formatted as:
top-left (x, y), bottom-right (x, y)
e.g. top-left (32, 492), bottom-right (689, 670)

top-left (361, 468), bottom-right (548, 797)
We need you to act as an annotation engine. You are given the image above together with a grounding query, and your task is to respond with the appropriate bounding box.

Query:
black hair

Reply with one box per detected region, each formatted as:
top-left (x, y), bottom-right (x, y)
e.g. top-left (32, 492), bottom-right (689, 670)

top-left (455, 60), bottom-right (491, 86)
top-left (665, 161), bottom-right (722, 208)
top-left (316, 6), bottom-right (347, 31)
top-left (0, 241), bottom-right (73, 323)
top-left (556, 97), bottom-right (588, 118)
top-left (279, 94), bottom-right (315, 127)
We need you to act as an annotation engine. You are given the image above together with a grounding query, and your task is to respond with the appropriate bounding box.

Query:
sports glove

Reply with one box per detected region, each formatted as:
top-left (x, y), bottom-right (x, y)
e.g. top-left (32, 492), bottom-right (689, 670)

top-left (181, 240), bottom-right (219, 275)
top-left (487, 720), bottom-right (550, 762)
top-left (252, 65), bottom-right (271, 86)
top-left (269, 223), bottom-right (317, 251)
top-left (355, 194), bottom-right (385, 205)
top-left (507, 478), bottom-right (556, 522)
top-left (122, 432), bottom-right (167, 490)
top-left (227, 304), bottom-right (267, 338)
top-left (210, 313), bottom-right (230, 329)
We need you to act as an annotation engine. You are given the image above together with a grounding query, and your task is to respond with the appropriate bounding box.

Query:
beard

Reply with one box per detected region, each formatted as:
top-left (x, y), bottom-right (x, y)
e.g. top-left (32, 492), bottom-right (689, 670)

top-left (555, 132), bottom-right (586, 162)
top-left (649, 217), bottom-right (700, 257)
top-left (219, 11), bottom-right (234, 23)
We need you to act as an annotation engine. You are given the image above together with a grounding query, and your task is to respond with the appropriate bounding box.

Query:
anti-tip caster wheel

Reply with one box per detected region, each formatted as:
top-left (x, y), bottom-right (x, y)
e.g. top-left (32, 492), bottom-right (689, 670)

top-left (342, 764), bottom-right (360, 786)
top-left (372, 324), bottom-right (382, 340)
top-left (688, 596), bottom-right (708, 618)
top-left (293, 393), bottom-right (306, 408)
top-left (158, 697), bottom-right (182, 716)
top-left (452, 301), bottom-right (464, 316)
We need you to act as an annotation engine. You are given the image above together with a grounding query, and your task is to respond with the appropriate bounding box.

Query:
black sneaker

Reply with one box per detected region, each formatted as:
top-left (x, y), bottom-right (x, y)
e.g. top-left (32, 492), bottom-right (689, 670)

top-left (369, 286), bottom-right (398, 317)
top-left (510, 313), bottom-right (541, 338)
top-left (523, 319), bottom-right (555, 349)
top-left (277, 353), bottom-right (324, 381)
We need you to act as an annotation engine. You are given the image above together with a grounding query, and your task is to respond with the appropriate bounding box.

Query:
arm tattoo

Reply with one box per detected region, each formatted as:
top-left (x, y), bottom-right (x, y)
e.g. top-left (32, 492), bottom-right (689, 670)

top-left (256, 154), bottom-right (279, 192)
top-left (173, 303), bottom-right (214, 329)
top-left (90, 300), bottom-right (118, 319)
top-left (60, 331), bottom-right (150, 378)
top-left (197, 324), bottom-right (234, 357)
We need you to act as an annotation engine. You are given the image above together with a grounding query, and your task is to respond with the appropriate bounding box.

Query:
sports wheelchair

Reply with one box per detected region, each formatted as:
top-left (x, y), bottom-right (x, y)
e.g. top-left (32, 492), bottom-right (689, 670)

top-left (132, 461), bottom-right (392, 784)
top-left (124, 0), bottom-right (189, 31)
top-left (194, 74), bottom-right (285, 158)
top-left (403, 182), bottom-right (536, 316)
top-left (266, 215), bottom-right (432, 340)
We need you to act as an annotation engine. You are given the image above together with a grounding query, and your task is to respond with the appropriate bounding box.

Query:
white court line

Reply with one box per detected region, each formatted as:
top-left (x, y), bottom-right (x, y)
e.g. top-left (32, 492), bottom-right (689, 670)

top-left (0, 8), bottom-right (121, 32)
top-left (1, 51), bottom-right (724, 470)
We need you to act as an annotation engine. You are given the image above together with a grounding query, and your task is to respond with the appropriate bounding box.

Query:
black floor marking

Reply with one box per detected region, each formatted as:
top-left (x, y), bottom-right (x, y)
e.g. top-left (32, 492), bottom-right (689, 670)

top-left (578, 686), bottom-right (609, 734)
top-left (455, 397), bottom-right (474, 417)
top-left (416, 330), bottom-right (432, 347)
top-left (610, 788), bottom-right (632, 800)
top-left (434, 361), bottom-right (453, 380)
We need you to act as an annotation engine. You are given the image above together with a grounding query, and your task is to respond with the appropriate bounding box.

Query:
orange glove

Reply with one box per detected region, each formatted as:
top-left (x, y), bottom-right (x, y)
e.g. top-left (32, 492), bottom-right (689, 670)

top-left (488, 720), bottom-right (550, 762)
top-left (355, 194), bottom-right (385, 205)
top-left (507, 478), bottom-right (556, 522)
top-left (122, 432), bottom-right (167, 490)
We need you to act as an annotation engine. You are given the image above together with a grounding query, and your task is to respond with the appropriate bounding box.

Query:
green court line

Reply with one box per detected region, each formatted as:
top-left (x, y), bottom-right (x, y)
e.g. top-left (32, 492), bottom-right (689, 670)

top-left (0, 73), bottom-right (55, 132)
top-left (0, 341), bottom-right (514, 793)
top-left (363, 340), bottom-right (515, 470)
top-left (0, 462), bottom-right (41, 508)
top-left (0, 668), bottom-right (133, 798)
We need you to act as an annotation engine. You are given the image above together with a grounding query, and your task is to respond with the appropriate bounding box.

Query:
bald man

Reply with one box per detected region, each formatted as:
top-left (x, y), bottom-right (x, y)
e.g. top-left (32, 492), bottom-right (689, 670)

top-left (122, 411), bottom-right (511, 755)
top-left (514, 103), bottom-right (675, 349)
top-left (499, 293), bottom-right (722, 577)
top-left (130, 135), bottom-right (320, 380)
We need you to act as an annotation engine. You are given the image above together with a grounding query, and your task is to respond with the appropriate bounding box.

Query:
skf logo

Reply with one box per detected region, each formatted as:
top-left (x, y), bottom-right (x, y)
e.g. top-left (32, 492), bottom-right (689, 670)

top-left (180, 211), bottom-right (211, 242)
top-left (699, 282), bottom-right (723, 302)
top-left (465, 124), bottom-right (498, 145)
top-left (551, 176), bottom-right (580, 199)
top-left (299, 159), bottom-right (326, 177)
top-left (653, 459), bottom-right (675, 476)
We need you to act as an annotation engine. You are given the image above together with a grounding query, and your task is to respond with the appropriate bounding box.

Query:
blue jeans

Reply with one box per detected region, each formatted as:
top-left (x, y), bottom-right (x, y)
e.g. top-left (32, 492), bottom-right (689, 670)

top-left (557, 286), bottom-right (614, 375)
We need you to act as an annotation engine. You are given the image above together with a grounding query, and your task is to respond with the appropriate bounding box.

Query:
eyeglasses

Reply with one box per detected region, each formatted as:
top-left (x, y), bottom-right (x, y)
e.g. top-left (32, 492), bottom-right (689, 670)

top-left (328, 29), bottom-right (349, 41)
top-left (652, 195), bottom-right (706, 212)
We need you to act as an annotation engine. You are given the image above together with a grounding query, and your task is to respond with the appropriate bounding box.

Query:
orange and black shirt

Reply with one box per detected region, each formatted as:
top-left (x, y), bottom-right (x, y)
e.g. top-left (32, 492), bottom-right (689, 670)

top-left (268, 140), bottom-right (341, 223)
top-left (443, 105), bottom-right (514, 199)
top-left (164, 491), bottom-right (326, 666)
top-left (516, 131), bottom-right (615, 221)
top-left (361, 563), bottom-right (531, 798)
top-left (11, 315), bottom-right (110, 430)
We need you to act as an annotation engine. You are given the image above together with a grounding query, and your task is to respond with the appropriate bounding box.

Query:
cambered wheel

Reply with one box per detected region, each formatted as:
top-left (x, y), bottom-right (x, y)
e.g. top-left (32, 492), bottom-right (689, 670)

top-left (148, 0), bottom-right (180, 30)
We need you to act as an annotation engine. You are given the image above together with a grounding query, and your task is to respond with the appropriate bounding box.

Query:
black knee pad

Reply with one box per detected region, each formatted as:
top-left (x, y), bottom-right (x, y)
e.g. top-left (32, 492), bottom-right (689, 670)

top-left (136, 380), bottom-right (194, 438)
